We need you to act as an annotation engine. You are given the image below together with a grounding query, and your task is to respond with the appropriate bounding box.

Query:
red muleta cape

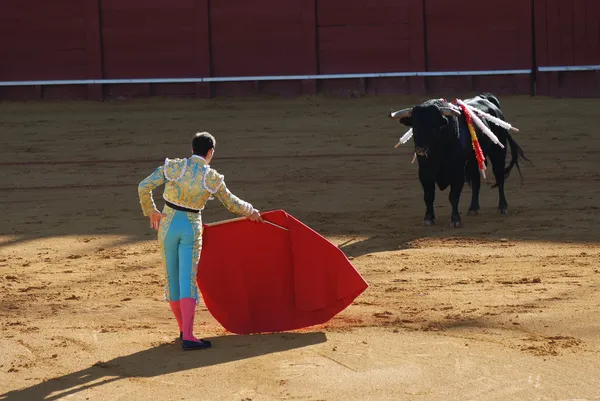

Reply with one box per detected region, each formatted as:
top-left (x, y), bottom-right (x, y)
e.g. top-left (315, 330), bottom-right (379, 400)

top-left (197, 210), bottom-right (368, 334)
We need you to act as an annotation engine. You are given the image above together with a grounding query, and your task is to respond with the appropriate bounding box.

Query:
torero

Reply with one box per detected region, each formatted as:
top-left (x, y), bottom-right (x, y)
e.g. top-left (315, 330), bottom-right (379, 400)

top-left (138, 132), bottom-right (264, 350)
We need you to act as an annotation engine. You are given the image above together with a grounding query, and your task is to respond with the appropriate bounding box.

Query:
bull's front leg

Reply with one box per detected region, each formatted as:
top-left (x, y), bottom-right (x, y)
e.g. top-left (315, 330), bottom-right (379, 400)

top-left (449, 176), bottom-right (465, 228)
top-left (419, 175), bottom-right (436, 226)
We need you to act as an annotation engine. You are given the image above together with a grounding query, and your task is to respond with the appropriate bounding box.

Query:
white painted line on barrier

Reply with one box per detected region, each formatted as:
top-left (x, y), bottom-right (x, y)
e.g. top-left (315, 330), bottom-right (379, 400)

top-left (538, 65), bottom-right (600, 72)
top-left (0, 66), bottom-right (597, 87)
top-left (0, 69), bottom-right (532, 87)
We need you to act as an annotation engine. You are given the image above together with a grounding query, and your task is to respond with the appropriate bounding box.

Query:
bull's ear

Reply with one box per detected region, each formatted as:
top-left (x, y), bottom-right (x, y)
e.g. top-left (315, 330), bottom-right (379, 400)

top-left (399, 117), bottom-right (412, 127)
top-left (440, 116), bottom-right (449, 127)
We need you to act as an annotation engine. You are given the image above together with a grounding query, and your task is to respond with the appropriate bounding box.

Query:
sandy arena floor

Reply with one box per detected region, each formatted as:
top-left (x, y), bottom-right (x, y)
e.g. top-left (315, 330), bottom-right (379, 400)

top-left (1, 94), bottom-right (599, 400)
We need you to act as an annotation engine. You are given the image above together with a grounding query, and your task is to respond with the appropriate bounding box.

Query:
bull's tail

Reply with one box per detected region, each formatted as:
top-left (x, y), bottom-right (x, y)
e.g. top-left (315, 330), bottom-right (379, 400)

top-left (491, 132), bottom-right (532, 188)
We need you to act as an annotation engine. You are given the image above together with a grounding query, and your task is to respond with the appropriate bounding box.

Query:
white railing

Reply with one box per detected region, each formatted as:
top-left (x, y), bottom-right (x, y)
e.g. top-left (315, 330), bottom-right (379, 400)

top-left (538, 65), bottom-right (600, 72)
top-left (0, 69), bottom-right (531, 87)
top-left (0, 66), bottom-right (597, 87)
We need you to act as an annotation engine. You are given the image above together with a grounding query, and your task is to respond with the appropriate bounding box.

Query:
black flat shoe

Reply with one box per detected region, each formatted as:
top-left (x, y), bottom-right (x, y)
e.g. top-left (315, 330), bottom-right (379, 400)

top-left (179, 332), bottom-right (211, 346)
top-left (182, 339), bottom-right (212, 350)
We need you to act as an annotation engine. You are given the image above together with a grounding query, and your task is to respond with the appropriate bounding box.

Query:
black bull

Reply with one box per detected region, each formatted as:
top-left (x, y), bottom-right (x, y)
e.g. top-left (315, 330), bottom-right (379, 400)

top-left (389, 93), bottom-right (530, 228)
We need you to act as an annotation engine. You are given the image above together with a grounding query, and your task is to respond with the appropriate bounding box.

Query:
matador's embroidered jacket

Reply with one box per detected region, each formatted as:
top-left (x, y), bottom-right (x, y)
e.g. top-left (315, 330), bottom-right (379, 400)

top-left (138, 155), bottom-right (255, 218)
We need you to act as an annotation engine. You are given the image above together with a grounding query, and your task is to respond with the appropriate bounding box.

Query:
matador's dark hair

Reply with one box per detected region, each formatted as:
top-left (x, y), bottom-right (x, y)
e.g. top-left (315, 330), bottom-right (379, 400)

top-left (192, 132), bottom-right (215, 157)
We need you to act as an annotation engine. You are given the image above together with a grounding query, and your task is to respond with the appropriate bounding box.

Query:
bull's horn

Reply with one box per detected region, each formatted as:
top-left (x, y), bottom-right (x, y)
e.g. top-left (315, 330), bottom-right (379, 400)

top-left (440, 107), bottom-right (461, 117)
top-left (389, 108), bottom-right (412, 120)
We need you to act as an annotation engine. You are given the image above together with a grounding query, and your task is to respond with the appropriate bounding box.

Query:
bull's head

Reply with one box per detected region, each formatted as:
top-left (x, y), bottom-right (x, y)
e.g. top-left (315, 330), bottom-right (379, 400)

top-left (389, 104), bottom-right (461, 157)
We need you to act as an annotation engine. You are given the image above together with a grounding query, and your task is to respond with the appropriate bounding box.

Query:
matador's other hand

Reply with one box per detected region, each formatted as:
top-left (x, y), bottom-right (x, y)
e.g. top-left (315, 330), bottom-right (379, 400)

top-left (150, 211), bottom-right (167, 230)
top-left (248, 209), bottom-right (265, 223)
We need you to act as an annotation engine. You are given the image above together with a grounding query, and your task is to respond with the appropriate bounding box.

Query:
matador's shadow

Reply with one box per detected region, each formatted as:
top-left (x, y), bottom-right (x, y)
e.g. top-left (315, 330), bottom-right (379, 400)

top-left (0, 331), bottom-right (326, 401)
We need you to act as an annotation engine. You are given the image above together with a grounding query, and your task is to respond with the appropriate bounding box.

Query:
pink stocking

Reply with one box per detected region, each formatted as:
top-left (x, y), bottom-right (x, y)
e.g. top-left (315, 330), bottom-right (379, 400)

top-left (169, 301), bottom-right (183, 333)
top-left (180, 297), bottom-right (199, 342)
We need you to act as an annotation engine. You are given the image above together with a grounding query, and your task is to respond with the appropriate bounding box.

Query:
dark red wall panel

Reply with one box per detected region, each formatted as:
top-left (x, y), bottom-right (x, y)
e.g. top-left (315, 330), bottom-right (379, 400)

top-left (1, 0), bottom-right (600, 100)
top-left (84, 0), bottom-right (103, 99)
top-left (534, 0), bottom-right (549, 95)
top-left (259, 81), bottom-right (305, 97)
top-left (210, 0), bottom-right (316, 77)
top-left (101, 0), bottom-right (209, 79)
top-left (539, 0), bottom-right (600, 81)
top-left (583, 0), bottom-right (600, 65)
top-left (42, 85), bottom-right (89, 100)
top-left (364, 77), bottom-right (413, 95)
top-left (318, 78), bottom-right (363, 96)
top-left (103, 83), bottom-right (151, 99)
top-left (536, 0), bottom-right (600, 97)
top-left (0, 86), bottom-right (41, 101)
top-left (212, 82), bottom-right (255, 98)
top-left (425, 75), bottom-right (530, 96)
top-left (150, 83), bottom-right (196, 97)
top-left (0, 0), bottom-right (88, 81)
top-left (209, 0), bottom-right (316, 97)
top-left (424, 0), bottom-right (532, 94)
top-left (425, 0), bottom-right (532, 71)
top-left (317, 0), bottom-right (422, 74)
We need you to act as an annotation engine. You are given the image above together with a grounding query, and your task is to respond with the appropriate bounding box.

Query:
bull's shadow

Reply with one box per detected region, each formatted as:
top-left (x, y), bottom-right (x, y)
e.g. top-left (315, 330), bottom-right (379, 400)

top-left (338, 233), bottom-right (414, 258)
top-left (337, 201), bottom-right (600, 260)
top-left (0, 331), bottom-right (326, 401)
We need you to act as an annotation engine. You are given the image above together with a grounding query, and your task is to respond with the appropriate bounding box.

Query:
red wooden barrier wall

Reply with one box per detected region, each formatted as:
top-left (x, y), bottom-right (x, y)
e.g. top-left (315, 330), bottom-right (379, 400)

top-left (210, 0), bottom-right (317, 97)
top-left (0, 0), bottom-right (90, 100)
top-left (535, 0), bottom-right (600, 97)
top-left (424, 0), bottom-right (532, 95)
top-left (100, 0), bottom-right (211, 98)
top-left (0, 0), bottom-right (598, 100)
top-left (317, 0), bottom-right (425, 95)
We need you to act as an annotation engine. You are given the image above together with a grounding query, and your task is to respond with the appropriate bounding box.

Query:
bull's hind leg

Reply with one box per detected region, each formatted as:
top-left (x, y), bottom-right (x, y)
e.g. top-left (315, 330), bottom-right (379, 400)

top-left (490, 146), bottom-right (509, 214)
top-left (467, 160), bottom-right (481, 215)
top-left (449, 178), bottom-right (465, 228)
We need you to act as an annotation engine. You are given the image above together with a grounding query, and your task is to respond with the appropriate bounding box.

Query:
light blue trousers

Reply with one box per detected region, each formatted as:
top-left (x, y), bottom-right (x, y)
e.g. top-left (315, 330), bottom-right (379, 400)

top-left (158, 206), bottom-right (202, 302)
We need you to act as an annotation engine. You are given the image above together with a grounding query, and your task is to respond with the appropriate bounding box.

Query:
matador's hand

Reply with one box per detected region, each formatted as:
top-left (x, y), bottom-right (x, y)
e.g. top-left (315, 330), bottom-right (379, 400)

top-left (149, 211), bottom-right (167, 230)
top-left (248, 209), bottom-right (265, 223)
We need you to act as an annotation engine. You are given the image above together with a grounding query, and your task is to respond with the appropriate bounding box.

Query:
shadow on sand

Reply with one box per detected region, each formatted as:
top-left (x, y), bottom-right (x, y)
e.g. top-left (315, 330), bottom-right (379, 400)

top-left (0, 331), bottom-right (327, 401)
